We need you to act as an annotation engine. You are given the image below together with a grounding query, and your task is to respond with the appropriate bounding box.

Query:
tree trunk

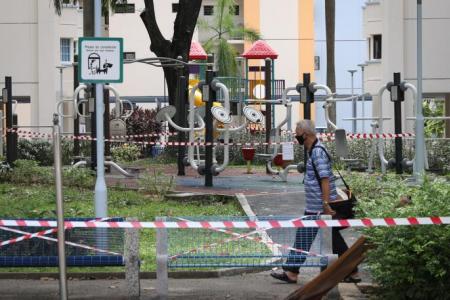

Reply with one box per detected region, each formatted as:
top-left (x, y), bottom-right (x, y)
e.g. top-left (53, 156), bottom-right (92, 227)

top-left (325, 0), bottom-right (336, 130)
top-left (140, 0), bottom-right (202, 106)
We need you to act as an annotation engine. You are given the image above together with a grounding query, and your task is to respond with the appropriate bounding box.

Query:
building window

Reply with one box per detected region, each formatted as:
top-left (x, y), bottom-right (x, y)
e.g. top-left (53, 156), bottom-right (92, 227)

top-left (172, 3), bottom-right (179, 13)
top-left (204, 5), bottom-right (214, 16)
top-left (314, 56), bottom-right (320, 70)
top-left (231, 5), bottom-right (239, 15)
top-left (60, 38), bottom-right (71, 63)
top-left (373, 34), bottom-right (382, 59)
top-left (124, 52), bottom-right (136, 60)
top-left (115, 1), bottom-right (135, 14)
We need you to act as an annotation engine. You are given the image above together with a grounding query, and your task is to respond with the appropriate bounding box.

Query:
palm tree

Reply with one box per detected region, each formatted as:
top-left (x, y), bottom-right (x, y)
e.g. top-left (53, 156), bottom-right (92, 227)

top-left (325, 0), bottom-right (337, 129)
top-left (199, 0), bottom-right (260, 76)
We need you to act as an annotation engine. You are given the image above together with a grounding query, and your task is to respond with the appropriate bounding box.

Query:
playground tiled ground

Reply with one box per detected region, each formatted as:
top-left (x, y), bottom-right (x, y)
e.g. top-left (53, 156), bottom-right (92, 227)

top-left (106, 164), bottom-right (304, 196)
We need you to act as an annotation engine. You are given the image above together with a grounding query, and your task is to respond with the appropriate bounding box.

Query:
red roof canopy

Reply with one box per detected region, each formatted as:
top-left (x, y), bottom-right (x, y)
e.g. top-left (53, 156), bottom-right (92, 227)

top-left (189, 41), bottom-right (208, 60)
top-left (241, 40), bottom-right (278, 59)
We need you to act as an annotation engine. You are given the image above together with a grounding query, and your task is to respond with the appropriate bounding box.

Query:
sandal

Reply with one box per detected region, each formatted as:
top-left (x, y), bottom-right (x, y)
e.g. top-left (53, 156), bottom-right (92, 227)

top-left (270, 271), bottom-right (297, 284)
top-left (343, 274), bottom-right (362, 283)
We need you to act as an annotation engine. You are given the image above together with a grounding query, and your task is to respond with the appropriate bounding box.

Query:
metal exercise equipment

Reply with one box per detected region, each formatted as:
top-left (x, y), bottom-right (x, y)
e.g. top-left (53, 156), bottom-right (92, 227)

top-left (294, 79), bottom-right (365, 170)
top-left (56, 85), bottom-right (135, 177)
top-left (377, 77), bottom-right (429, 174)
top-left (155, 77), bottom-right (264, 184)
top-left (2, 77), bottom-right (19, 165)
top-left (320, 83), bottom-right (382, 172)
top-left (248, 86), bottom-right (300, 182)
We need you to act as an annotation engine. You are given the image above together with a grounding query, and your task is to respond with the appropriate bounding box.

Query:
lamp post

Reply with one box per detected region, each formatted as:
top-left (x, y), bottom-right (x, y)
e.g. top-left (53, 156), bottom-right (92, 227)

top-left (348, 69), bottom-right (357, 132)
top-left (94, 0), bottom-right (107, 218)
top-left (56, 65), bottom-right (69, 132)
top-left (415, 0), bottom-right (425, 182)
top-left (358, 63), bottom-right (368, 132)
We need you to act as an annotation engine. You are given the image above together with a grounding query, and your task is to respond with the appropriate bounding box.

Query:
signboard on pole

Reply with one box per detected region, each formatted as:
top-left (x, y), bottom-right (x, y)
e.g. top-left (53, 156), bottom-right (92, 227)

top-left (78, 37), bottom-right (123, 83)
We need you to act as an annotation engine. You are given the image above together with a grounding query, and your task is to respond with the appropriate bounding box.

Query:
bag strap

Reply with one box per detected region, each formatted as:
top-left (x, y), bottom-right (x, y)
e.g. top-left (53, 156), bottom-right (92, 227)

top-left (309, 145), bottom-right (327, 191)
top-left (310, 145), bottom-right (351, 191)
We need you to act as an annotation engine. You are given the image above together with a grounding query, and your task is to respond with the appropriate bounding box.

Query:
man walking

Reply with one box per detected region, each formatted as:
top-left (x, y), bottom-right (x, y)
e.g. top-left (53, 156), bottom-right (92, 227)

top-left (270, 120), bottom-right (358, 283)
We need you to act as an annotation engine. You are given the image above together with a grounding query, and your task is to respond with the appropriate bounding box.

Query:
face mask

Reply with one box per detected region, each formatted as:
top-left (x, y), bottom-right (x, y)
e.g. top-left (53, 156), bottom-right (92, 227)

top-left (295, 134), bottom-right (305, 145)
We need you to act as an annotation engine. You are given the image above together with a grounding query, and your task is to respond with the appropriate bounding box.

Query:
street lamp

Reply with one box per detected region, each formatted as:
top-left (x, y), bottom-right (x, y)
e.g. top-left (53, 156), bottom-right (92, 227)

top-left (56, 65), bottom-right (70, 132)
top-left (348, 69), bottom-right (357, 132)
top-left (358, 63), bottom-right (368, 132)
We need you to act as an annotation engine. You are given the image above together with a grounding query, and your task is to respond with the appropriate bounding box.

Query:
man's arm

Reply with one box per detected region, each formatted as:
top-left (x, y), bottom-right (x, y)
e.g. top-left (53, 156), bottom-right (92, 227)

top-left (321, 177), bottom-right (336, 215)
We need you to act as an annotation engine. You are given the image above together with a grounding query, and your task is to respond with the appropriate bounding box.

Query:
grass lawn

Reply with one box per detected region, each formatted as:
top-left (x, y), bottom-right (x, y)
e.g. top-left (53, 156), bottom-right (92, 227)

top-left (0, 183), bottom-right (244, 272)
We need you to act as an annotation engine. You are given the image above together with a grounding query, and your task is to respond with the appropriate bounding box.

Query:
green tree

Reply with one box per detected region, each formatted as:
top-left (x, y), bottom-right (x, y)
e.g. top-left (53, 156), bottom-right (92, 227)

top-left (199, 0), bottom-right (260, 76)
top-left (423, 100), bottom-right (445, 138)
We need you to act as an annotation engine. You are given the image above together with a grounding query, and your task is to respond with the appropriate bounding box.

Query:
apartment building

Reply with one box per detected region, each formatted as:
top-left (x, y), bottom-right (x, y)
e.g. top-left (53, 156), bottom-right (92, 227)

top-left (0, 1), bottom-right (82, 130)
top-left (362, 0), bottom-right (450, 134)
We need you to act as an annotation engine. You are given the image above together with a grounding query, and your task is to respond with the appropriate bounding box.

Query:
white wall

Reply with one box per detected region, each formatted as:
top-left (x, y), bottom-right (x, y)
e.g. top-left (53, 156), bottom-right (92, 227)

top-left (259, 0), bottom-right (300, 130)
top-left (0, 1), bottom-right (82, 131)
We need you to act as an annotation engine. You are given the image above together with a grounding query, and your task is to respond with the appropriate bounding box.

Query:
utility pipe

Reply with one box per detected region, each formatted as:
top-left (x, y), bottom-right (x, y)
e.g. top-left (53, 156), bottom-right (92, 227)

top-left (210, 81), bottom-right (230, 174)
top-left (315, 84), bottom-right (336, 130)
top-left (377, 86), bottom-right (389, 173)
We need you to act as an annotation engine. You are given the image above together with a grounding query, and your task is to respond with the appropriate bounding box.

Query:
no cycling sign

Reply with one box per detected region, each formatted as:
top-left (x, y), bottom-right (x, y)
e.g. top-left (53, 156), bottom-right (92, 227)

top-left (78, 37), bottom-right (123, 83)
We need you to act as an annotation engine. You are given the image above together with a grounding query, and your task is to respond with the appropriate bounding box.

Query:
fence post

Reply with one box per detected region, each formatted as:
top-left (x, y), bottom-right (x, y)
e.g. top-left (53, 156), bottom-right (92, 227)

top-left (125, 217), bottom-right (140, 299)
top-left (320, 214), bottom-right (340, 299)
top-left (320, 214), bottom-right (332, 256)
top-left (53, 114), bottom-right (68, 300)
top-left (156, 217), bottom-right (168, 300)
top-left (5, 77), bottom-right (16, 165)
top-left (0, 111), bottom-right (3, 158)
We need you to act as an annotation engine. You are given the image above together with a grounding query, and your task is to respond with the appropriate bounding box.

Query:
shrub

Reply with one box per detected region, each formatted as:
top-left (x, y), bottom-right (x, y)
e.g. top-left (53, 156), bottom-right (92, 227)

top-left (138, 170), bottom-right (174, 199)
top-left (111, 144), bottom-right (141, 162)
top-left (123, 106), bottom-right (162, 137)
top-left (349, 174), bottom-right (450, 299)
top-left (17, 139), bottom-right (53, 166)
top-left (111, 106), bottom-right (163, 158)
top-left (63, 167), bottom-right (94, 188)
top-left (61, 139), bottom-right (91, 165)
top-left (8, 159), bottom-right (53, 184)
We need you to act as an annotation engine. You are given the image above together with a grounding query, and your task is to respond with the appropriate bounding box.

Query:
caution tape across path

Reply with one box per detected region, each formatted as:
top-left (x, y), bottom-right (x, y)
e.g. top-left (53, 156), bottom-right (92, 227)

top-left (0, 216), bottom-right (448, 229)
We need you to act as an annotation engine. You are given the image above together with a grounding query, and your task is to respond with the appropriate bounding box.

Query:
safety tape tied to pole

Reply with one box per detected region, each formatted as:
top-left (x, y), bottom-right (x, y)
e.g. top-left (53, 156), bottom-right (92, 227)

top-left (0, 217), bottom-right (448, 229)
top-left (5, 128), bottom-right (178, 139)
top-left (5, 128), bottom-right (415, 142)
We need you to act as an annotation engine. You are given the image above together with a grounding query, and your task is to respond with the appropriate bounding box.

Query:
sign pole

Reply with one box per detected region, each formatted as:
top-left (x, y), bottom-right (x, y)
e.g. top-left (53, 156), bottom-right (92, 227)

top-left (94, 0), bottom-right (107, 218)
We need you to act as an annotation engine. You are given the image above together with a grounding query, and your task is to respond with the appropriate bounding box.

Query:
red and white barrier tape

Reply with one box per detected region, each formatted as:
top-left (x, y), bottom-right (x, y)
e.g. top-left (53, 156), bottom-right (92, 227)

top-left (0, 226), bottom-right (121, 256)
top-left (170, 217), bottom-right (320, 260)
top-left (5, 128), bottom-right (177, 140)
top-left (4, 128), bottom-right (415, 143)
top-left (0, 217), bottom-right (121, 256)
top-left (0, 217), bottom-right (110, 248)
top-left (0, 216), bottom-right (448, 229)
top-left (318, 132), bottom-right (415, 140)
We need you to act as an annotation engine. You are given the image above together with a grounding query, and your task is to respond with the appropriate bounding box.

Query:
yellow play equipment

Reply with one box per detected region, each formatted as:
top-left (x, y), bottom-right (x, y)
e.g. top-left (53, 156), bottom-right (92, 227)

top-left (189, 81), bottom-right (223, 108)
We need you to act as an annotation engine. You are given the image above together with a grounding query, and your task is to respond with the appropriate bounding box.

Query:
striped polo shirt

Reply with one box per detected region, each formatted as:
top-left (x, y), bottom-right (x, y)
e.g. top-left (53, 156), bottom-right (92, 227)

top-left (304, 140), bottom-right (338, 213)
